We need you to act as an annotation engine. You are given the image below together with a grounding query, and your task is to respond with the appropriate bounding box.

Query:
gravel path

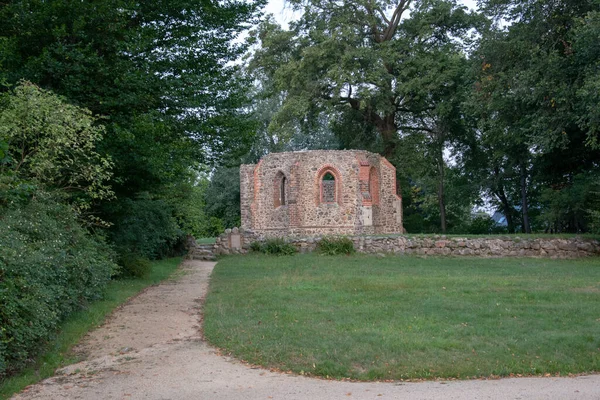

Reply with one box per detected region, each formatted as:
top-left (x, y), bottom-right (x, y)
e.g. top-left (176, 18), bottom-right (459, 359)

top-left (13, 260), bottom-right (600, 400)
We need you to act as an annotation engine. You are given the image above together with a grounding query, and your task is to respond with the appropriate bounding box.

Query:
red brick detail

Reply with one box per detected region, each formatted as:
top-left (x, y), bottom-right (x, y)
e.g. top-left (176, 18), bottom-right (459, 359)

top-left (315, 164), bottom-right (343, 206)
top-left (369, 166), bottom-right (380, 205)
top-left (356, 154), bottom-right (372, 206)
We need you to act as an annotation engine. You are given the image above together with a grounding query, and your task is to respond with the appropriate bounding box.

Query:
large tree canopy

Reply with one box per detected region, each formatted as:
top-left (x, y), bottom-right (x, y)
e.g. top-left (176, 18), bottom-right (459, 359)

top-left (251, 0), bottom-right (479, 157)
top-left (0, 0), bottom-right (266, 253)
top-left (468, 0), bottom-right (600, 233)
top-left (0, 0), bottom-right (265, 187)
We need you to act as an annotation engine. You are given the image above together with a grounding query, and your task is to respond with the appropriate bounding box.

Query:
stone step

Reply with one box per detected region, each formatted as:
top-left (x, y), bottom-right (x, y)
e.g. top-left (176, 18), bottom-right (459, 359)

top-left (191, 249), bottom-right (214, 255)
top-left (195, 244), bottom-right (215, 249)
top-left (191, 254), bottom-right (217, 261)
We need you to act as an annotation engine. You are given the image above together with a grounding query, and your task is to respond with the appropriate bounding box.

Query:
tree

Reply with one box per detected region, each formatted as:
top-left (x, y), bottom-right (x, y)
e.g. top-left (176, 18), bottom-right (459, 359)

top-left (250, 0), bottom-right (480, 232)
top-left (0, 81), bottom-right (113, 219)
top-left (252, 0), bottom-right (477, 158)
top-left (0, 0), bottom-right (265, 249)
top-left (469, 0), bottom-right (600, 233)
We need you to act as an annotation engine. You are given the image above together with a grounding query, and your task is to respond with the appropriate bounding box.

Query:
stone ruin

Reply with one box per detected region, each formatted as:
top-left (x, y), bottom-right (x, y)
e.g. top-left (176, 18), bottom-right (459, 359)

top-left (240, 150), bottom-right (405, 238)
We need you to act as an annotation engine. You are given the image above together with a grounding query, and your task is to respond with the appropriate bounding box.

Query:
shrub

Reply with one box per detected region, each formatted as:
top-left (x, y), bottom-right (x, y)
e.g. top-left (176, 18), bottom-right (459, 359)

top-left (109, 193), bottom-right (182, 260)
top-left (249, 241), bottom-right (263, 252)
top-left (318, 236), bottom-right (355, 255)
top-left (117, 254), bottom-right (152, 278)
top-left (466, 216), bottom-right (496, 234)
top-left (254, 238), bottom-right (297, 256)
top-left (0, 194), bottom-right (117, 377)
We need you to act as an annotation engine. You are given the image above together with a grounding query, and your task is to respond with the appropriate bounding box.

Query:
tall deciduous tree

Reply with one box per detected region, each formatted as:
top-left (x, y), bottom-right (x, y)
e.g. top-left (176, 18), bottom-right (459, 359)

top-left (0, 0), bottom-right (265, 249)
top-left (470, 0), bottom-right (600, 233)
top-left (251, 0), bottom-right (478, 158)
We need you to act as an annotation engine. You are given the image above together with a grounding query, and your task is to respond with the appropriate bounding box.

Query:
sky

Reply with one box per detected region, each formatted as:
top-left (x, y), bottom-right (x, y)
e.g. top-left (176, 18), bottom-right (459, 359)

top-left (264, 0), bottom-right (479, 28)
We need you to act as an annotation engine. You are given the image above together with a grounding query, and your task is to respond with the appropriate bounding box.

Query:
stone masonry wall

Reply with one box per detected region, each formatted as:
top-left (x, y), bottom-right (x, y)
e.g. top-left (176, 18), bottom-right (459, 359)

top-left (240, 150), bottom-right (404, 237)
top-left (210, 229), bottom-right (600, 259)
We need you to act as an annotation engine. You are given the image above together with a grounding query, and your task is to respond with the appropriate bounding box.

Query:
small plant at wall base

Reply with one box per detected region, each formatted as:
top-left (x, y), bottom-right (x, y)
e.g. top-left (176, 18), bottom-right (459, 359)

top-left (250, 239), bottom-right (297, 255)
top-left (249, 241), bottom-right (263, 252)
top-left (318, 236), bottom-right (355, 255)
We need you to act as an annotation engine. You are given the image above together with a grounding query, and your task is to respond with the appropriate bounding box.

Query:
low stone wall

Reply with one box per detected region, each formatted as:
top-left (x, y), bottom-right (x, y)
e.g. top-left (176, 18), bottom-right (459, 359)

top-left (211, 228), bottom-right (600, 259)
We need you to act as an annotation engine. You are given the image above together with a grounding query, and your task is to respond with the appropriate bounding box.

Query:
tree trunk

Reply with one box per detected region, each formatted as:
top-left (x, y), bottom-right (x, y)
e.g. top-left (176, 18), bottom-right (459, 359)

top-left (492, 166), bottom-right (515, 233)
top-left (519, 161), bottom-right (531, 233)
top-left (437, 146), bottom-right (447, 233)
top-left (372, 112), bottom-right (397, 158)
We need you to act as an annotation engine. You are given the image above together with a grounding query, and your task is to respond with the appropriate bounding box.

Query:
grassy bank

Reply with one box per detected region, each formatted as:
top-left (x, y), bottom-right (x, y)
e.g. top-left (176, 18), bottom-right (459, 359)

top-left (0, 257), bottom-right (182, 399)
top-left (204, 254), bottom-right (600, 380)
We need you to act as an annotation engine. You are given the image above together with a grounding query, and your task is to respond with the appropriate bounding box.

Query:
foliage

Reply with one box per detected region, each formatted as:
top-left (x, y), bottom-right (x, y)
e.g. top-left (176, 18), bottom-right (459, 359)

top-left (0, 257), bottom-right (181, 398)
top-left (317, 236), bottom-right (355, 255)
top-left (205, 254), bottom-right (600, 380)
top-left (537, 171), bottom-right (600, 233)
top-left (0, 194), bottom-right (117, 378)
top-left (0, 0), bottom-right (265, 165)
top-left (250, 239), bottom-right (297, 256)
top-left (0, 0), bottom-right (265, 255)
top-left (463, 215), bottom-right (497, 235)
top-left (466, 0), bottom-right (600, 233)
top-left (108, 194), bottom-right (182, 261)
top-left (0, 82), bottom-right (113, 219)
top-left (116, 254), bottom-right (152, 279)
top-left (249, 241), bottom-right (264, 253)
top-left (204, 167), bottom-right (242, 230)
top-left (252, 0), bottom-right (478, 156)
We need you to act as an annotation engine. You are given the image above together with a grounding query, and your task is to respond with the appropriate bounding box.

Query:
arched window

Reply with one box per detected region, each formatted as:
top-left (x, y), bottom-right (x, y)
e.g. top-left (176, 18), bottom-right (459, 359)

top-left (321, 172), bottom-right (336, 203)
top-left (316, 165), bottom-right (342, 205)
top-left (273, 171), bottom-right (287, 208)
top-left (280, 176), bottom-right (286, 205)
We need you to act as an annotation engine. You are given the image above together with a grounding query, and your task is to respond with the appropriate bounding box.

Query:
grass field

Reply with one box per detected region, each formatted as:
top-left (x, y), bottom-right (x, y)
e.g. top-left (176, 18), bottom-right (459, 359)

top-left (204, 254), bottom-right (600, 380)
top-left (0, 257), bottom-right (182, 400)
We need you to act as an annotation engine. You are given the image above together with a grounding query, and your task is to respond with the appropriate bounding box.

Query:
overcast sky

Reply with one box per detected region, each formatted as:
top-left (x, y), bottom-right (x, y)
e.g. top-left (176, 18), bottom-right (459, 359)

top-left (264, 0), bottom-right (479, 28)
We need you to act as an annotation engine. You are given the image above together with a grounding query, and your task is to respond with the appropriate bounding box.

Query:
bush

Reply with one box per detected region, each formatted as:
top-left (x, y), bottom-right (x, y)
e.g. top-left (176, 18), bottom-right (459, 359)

top-left (117, 254), bottom-right (152, 278)
top-left (318, 236), bottom-right (355, 255)
top-left (465, 216), bottom-right (496, 235)
top-left (249, 241), bottom-right (263, 252)
top-left (0, 195), bottom-right (117, 377)
top-left (109, 193), bottom-right (182, 260)
top-left (251, 238), bottom-right (297, 255)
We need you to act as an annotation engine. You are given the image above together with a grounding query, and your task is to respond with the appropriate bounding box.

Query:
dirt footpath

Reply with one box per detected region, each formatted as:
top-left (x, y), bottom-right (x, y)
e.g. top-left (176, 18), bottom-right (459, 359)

top-left (13, 260), bottom-right (600, 400)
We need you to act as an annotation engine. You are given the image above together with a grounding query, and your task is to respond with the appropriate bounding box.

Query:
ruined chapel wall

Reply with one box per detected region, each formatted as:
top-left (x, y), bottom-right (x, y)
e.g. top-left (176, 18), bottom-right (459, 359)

top-left (375, 158), bottom-right (403, 234)
top-left (241, 150), bottom-right (404, 237)
top-left (294, 151), bottom-right (360, 234)
top-left (251, 154), bottom-right (293, 232)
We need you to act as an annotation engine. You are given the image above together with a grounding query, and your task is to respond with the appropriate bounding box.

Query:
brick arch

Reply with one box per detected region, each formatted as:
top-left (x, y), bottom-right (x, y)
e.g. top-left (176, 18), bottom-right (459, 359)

top-left (315, 164), bottom-right (343, 205)
top-left (273, 170), bottom-right (287, 208)
top-left (369, 166), bottom-right (380, 205)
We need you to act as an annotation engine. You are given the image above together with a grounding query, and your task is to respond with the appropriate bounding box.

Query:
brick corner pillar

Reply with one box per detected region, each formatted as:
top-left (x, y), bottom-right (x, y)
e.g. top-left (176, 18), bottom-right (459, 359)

top-left (240, 164), bottom-right (256, 230)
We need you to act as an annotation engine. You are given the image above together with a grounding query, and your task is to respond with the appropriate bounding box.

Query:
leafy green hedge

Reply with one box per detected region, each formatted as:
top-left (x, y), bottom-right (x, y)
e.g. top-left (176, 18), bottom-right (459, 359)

top-left (0, 195), bottom-right (118, 377)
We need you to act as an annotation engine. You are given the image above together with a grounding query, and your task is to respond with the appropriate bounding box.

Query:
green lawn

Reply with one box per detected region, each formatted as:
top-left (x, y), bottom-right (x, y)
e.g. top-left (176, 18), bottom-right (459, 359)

top-left (204, 254), bottom-right (600, 380)
top-left (0, 257), bottom-right (182, 400)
